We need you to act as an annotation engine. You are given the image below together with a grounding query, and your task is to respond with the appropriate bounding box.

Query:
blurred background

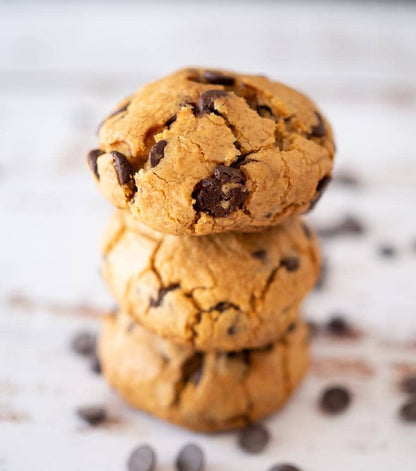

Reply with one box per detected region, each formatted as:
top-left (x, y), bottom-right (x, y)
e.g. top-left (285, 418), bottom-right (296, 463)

top-left (0, 1), bottom-right (415, 470)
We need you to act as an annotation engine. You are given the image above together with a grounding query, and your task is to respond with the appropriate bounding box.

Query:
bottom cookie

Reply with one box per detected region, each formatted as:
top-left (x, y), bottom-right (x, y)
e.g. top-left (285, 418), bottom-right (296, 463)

top-left (99, 311), bottom-right (309, 432)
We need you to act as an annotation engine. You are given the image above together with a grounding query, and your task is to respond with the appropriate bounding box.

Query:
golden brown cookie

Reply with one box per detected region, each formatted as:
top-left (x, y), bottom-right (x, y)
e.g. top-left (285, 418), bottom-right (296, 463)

top-left (101, 210), bottom-right (320, 351)
top-left (99, 311), bottom-right (309, 432)
top-left (87, 68), bottom-right (335, 235)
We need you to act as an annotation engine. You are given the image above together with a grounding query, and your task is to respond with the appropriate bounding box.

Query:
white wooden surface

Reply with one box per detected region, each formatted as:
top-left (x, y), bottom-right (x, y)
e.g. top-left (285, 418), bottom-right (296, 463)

top-left (1, 1), bottom-right (416, 470)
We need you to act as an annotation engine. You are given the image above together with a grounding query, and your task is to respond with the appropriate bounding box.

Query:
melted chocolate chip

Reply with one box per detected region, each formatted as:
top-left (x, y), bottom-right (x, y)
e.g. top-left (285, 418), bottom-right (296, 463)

top-left (308, 175), bottom-right (332, 211)
top-left (176, 443), bottom-right (205, 471)
top-left (76, 405), bottom-right (107, 426)
top-left (165, 115), bottom-right (177, 127)
top-left (150, 283), bottom-right (180, 308)
top-left (112, 151), bottom-right (133, 185)
top-left (202, 70), bottom-right (235, 86)
top-left (127, 445), bottom-right (156, 471)
top-left (87, 149), bottom-right (104, 179)
top-left (238, 423), bottom-right (270, 454)
top-left (281, 257), bottom-right (300, 271)
top-left (320, 386), bottom-right (351, 414)
top-left (149, 140), bottom-right (167, 168)
top-left (252, 249), bottom-right (267, 260)
top-left (402, 374), bottom-right (416, 394)
top-left (400, 398), bottom-right (416, 422)
top-left (310, 112), bottom-right (326, 137)
top-left (192, 165), bottom-right (248, 217)
top-left (256, 105), bottom-right (274, 119)
top-left (197, 90), bottom-right (228, 114)
top-left (181, 353), bottom-right (204, 386)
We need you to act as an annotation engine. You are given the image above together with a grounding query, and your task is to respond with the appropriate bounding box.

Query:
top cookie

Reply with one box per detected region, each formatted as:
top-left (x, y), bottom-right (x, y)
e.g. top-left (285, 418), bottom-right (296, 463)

top-left (87, 68), bottom-right (335, 235)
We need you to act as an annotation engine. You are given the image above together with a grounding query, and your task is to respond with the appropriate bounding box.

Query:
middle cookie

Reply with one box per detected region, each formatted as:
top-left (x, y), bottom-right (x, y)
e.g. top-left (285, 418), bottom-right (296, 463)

top-left (101, 211), bottom-right (320, 351)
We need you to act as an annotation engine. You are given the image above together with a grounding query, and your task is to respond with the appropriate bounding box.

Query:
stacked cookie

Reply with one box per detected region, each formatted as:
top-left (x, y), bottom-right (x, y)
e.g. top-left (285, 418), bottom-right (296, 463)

top-left (87, 68), bottom-right (335, 432)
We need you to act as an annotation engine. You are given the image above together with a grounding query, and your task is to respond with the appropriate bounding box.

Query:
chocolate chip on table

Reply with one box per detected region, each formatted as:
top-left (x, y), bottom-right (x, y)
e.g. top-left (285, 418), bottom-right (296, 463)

top-left (325, 315), bottom-right (351, 336)
top-left (316, 215), bottom-right (365, 238)
top-left (71, 331), bottom-right (96, 356)
top-left (202, 69), bottom-right (235, 86)
top-left (334, 171), bottom-right (360, 187)
top-left (238, 423), bottom-right (270, 454)
top-left (197, 89), bottom-right (228, 114)
top-left (319, 386), bottom-right (351, 414)
top-left (176, 443), bottom-right (205, 471)
top-left (399, 398), bottom-right (416, 422)
top-left (150, 283), bottom-right (180, 308)
top-left (378, 244), bottom-right (397, 258)
top-left (314, 258), bottom-right (328, 290)
top-left (90, 350), bottom-right (101, 374)
top-left (149, 140), bottom-right (168, 168)
top-left (87, 149), bottom-right (104, 179)
top-left (401, 374), bottom-right (416, 394)
top-left (281, 256), bottom-right (300, 272)
top-left (310, 111), bottom-right (326, 137)
top-left (269, 464), bottom-right (301, 471)
top-left (76, 405), bottom-right (107, 426)
top-left (112, 151), bottom-right (134, 185)
top-left (192, 165), bottom-right (248, 218)
top-left (127, 444), bottom-right (156, 471)
top-left (308, 175), bottom-right (332, 211)
top-left (252, 249), bottom-right (267, 260)
top-left (181, 353), bottom-right (204, 386)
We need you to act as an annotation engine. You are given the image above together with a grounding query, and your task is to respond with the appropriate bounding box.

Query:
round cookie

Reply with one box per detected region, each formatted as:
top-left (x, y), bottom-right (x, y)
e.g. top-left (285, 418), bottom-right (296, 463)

top-left (99, 311), bottom-right (309, 432)
top-left (87, 68), bottom-right (335, 235)
top-left (101, 210), bottom-right (320, 351)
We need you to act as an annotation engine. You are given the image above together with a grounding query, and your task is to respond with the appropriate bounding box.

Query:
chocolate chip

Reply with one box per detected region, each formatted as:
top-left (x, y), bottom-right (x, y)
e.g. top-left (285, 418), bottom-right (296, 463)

top-left (176, 443), bottom-right (204, 471)
top-left (227, 350), bottom-right (250, 364)
top-left (252, 249), bottom-right (267, 260)
top-left (310, 112), bottom-right (326, 137)
top-left (90, 351), bottom-right (101, 374)
top-left (320, 386), bottom-right (351, 414)
top-left (71, 331), bottom-right (96, 356)
top-left (314, 257), bottom-right (328, 290)
top-left (165, 115), bottom-right (177, 127)
top-left (150, 283), bottom-right (180, 308)
top-left (238, 423), bottom-right (270, 454)
top-left (192, 165), bottom-right (248, 217)
top-left (182, 353), bottom-right (204, 386)
top-left (211, 301), bottom-right (239, 312)
top-left (227, 325), bottom-right (237, 335)
top-left (334, 171), bottom-right (360, 187)
top-left (149, 140), bottom-right (167, 168)
top-left (197, 90), bottom-right (228, 114)
top-left (399, 398), bottom-right (416, 422)
top-left (256, 105), bottom-right (274, 119)
top-left (281, 257), bottom-right (300, 272)
top-left (87, 149), bottom-right (104, 179)
top-left (326, 315), bottom-right (351, 336)
top-left (127, 445), bottom-right (156, 471)
top-left (317, 215), bottom-right (365, 238)
top-left (112, 151), bottom-right (133, 185)
top-left (76, 405), bottom-right (107, 426)
top-left (269, 465), bottom-right (301, 471)
top-left (378, 244), bottom-right (397, 257)
top-left (402, 374), bottom-right (416, 394)
top-left (202, 70), bottom-right (235, 86)
top-left (308, 175), bottom-right (332, 211)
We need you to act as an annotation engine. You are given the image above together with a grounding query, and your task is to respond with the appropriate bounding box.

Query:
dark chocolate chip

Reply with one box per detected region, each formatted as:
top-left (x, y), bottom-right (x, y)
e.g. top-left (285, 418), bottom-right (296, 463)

top-left (211, 301), bottom-right (239, 312)
top-left (308, 176), bottom-right (332, 211)
top-left (281, 257), bottom-right (300, 272)
top-left (227, 350), bottom-right (250, 365)
top-left (252, 249), bottom-right (267, 260)
top-left (150, 283), bottom-right (180, 308)
top-left (197, 90), bottom-right (228, 114)
top-left (71, 331), bottom-right (96, 356)
top-left (325, 315), bottom-right (351, 336)
top-left (320, 386), bottom-right (351, 414)
top-left (127, 444), bottom-right (156, 471)
top-left (202, 70), bottom-right (235, 86)
top-left (165, 115), bottom-right (177, 127)
top-left (334, 171), bottom-right (360, 187)
top-left (182, 353), bottom-right (204, 386)
top-left (314, 257), bottom-right (328, 291)
top-left (317, 215), bottom-right (365, 238)
top-left (87, 149), bottom-right (104, 179)
top-left (256, 105), bottom-right (274, 119)
top-left (176, 443), bottom-right (204, 471)
top-left (238, 423), bottom-right (270, 454)
top-left (149, 140), bottom-right (167, 168)
top-left (97, 101), bottom-right (130, 134)
top-left (310, 112), bottom-right (326, 137)
top-left (227, 325), bottom-right (237, 335)
top-left (269, 465), bottom-right (301, 471)
top-left (192, 165), bottom-right (248, 217)
top-left (76, 405), bottom-right (107, 426)
top-left (90, 351), bottom-right (101, 374)
top-left (402, 374), bottom-right (416, 394)
top-left (378, 244), bottom-right (397, 258)
top-left (112, 151), bottom-right (133, 185)
top-left (399, 398), bottom-right (416, 422)
top-left (286, 322), bottom-right (297, 334)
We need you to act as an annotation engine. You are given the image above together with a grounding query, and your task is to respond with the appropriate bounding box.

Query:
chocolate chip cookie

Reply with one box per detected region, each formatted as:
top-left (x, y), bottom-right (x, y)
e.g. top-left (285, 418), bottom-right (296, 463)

top-left (100, 210), bottom-right (320, 351)
top-left (87, 68), bottom-right (335, 235)
top-left (99, 311), bottom-right (309, 432)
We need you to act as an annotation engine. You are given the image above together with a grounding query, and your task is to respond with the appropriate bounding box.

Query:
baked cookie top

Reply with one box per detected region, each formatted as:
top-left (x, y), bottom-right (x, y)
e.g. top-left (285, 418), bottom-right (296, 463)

top-left (100, 210), bottom-right (320, 351)
top-left (87, 68), bottom-right (335, 235)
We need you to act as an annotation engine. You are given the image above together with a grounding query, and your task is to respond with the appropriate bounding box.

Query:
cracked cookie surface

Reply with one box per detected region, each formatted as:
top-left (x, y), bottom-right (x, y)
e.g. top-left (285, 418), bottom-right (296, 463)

top-left (87, 68), bottom-right (335, 235)
top-left (99, 311), bottom-right (309, 432)
top-left (101, 210), bottom-right (320, 351)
